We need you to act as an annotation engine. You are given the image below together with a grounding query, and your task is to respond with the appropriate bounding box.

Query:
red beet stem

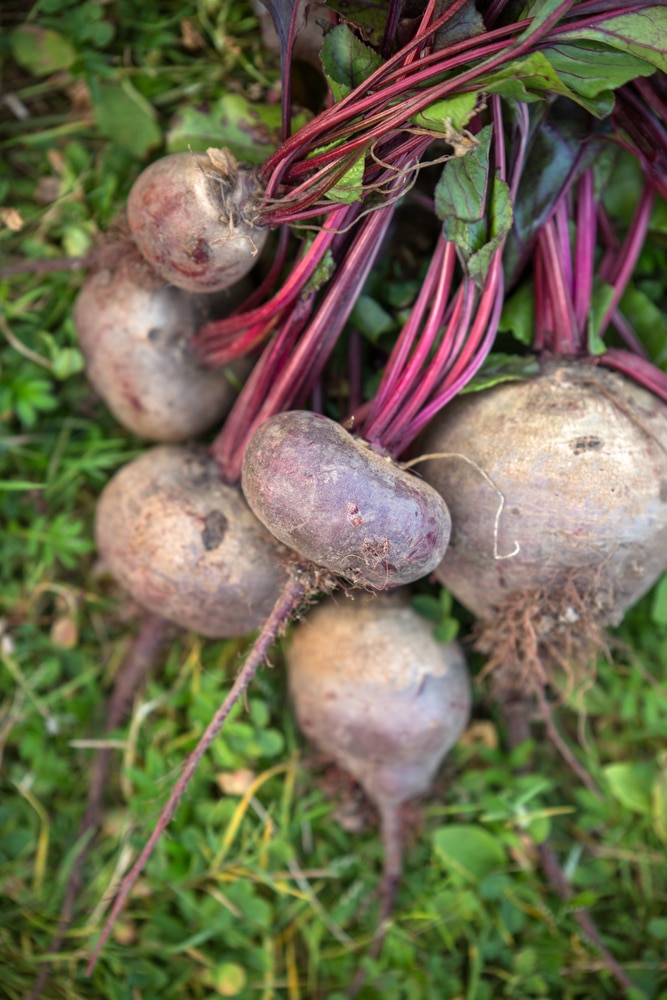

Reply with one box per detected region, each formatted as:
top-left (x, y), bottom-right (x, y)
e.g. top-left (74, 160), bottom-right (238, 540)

top-left (538, 219), bottom-right (579, 356)
top-left (597, 349), bottom-right (667, 402)
top-left (259, 0), bottom-right (587, 220)
top-left (85, 573), bottom-right (309, 974)
top-left (194, 204), bottom-right (352, 357)
top-left (573, 170), bottom-right (596, 335)
top-left (362, 96), bottom-right (512, 454)
top-left (363, 237), bottom-right (455, 443)
top-left (212, 194), bottom-right (399, 481)
top-left (260, 0), bottom-right (474, 195)
top-left (598, 182), bottom-right (654, 335)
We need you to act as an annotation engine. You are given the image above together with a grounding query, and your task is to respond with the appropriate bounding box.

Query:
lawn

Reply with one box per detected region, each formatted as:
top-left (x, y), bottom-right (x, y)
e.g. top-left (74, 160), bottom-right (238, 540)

top-left (1, 1), bottom-right (667, 998)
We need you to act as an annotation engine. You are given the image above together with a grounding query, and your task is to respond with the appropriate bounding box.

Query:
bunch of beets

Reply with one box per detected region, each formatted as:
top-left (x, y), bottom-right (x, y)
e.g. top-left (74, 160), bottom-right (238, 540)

top-left (35, 0), bottom-right (667, 991)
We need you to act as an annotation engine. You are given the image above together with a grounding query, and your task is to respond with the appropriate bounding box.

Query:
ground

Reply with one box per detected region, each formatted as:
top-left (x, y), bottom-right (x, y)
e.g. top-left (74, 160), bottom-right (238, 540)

top-left (1, 1), bottom-right (667, 997)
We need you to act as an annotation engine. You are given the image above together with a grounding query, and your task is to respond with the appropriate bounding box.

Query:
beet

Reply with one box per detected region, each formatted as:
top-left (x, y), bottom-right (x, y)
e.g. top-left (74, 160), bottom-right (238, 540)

top-left (95, 445), bottom-right (293, 637)
top-left (418, 361), bottom-right (667, 625)
top-left (127, 149), bottom-right (268, 293)
top-left (241, 410), bottom-right (451, 588)
top-left (74, 268), bottom-right (249, 441)
top-left (287, 591), bottom-right (471, 807)
top-left (287, 590), bottom-right (470, 984)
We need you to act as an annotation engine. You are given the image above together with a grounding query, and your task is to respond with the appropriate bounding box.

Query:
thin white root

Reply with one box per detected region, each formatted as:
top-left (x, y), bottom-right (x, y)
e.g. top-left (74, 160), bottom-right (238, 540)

top-left (211, 231), bottom-right (260, 256)
top-left (405, 451), bottom-right (520, 561)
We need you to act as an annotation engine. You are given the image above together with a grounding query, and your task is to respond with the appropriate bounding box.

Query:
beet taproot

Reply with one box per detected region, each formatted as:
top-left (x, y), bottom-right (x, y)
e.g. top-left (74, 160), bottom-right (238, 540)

top-left (241, 410), bottom-right (451, 589)
top-left (95, 445), bottom-right (293, 637)
top-left (127, 149), bottom-right (267, 293)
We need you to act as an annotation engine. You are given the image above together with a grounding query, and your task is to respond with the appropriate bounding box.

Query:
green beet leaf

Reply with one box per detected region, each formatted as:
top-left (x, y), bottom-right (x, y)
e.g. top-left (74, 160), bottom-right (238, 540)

top-left (545, 42), bottom-right (655, 102)
top-left (435, 126), bottom-right (512, 284)
top-left (556, 7), bottom-right (667, 72)
top-left (320, 22), bottom-right (383, 102)
top-left (435, 124), bottom-right (492, 226)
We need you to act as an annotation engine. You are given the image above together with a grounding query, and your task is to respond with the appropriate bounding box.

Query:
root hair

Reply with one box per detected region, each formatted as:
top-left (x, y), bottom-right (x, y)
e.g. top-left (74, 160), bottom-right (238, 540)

top-left (474, 567), bottom-right (611, 707)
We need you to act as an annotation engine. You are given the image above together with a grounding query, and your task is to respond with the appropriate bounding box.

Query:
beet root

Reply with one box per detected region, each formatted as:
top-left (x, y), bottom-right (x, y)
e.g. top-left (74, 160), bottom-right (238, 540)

top-left (419, 362), bottom-right (667, 622)
top-left (286, 592), bottom-right (471, 808)
top-left (287, 590), bottom-right (470, 985)
top-left (95, 445), bottom-right (293, 636)
top-left (75, 268), bottom-right (249, 441)
top-left (418, 361), bottom-right (667, 699)
top-left (241, 411), bottom-right (451, 589)
top-left (127, 149), bottom-right (268, 293)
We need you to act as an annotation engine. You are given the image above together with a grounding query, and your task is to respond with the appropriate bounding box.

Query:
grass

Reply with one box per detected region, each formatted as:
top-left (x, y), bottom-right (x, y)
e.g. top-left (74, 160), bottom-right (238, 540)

top-left (1, 1), bottom-right (667, 997)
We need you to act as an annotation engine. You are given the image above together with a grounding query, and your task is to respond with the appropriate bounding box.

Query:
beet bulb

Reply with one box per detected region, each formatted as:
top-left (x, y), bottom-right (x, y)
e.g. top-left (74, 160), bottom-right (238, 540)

top-left (127, 149), bottom-right (268, 293)
top-left (419, 362), bottom-right (667, 624)
top-left (75, 267), bottom-right (249, 441)
top-left (287, 591), bottom-right (471, 808)
top-left (95, 445), bottom-right (293, 637)
top-left (242, 410), bottom-right (451, 589)
top-left (418, 360), bottom-right (667, 702)
top-left (286, 590), bottom-right (471, 984)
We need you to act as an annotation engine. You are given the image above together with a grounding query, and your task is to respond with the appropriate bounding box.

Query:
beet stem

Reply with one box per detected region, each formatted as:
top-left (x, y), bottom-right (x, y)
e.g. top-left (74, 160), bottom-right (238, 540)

top-left (573, 171), bottom-right (595, 338)
top-left (509, 102), bottom-right (530, 202)
top-left (599, 183), bottom-right (654, 335)
top-left (380, 0), bottom-right (406, 58)
top-left (31, 613), bottom-right (170, 1000)
top-left (596, 349), bottom-right (667, 404)
top-left (538, 220), bottom-right (578, 356)
top-left (401, 251), bottom-right (506, 448)
top-left (259, 0), bottom-right (582, 215)
top-left (362, 237), bottom-right (455, 442)
top-left (194, 204), bottom-right (353, 352)
top-left (365, 97), bottom-right (510, 454)
top-left (213, 195), bottom-right (399, 481)
top-left (85, 574), bottom-right (309, 974)
top-left (260, 0), bottom-right (475, 194)
top-left (348, 325), bottom-right (363, 415)
top-left (609, 308), bottom-right (648, 359)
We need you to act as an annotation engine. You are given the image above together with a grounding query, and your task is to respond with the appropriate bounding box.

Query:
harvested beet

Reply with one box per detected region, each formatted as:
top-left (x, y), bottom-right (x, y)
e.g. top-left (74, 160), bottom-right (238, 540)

top-left (418, 361), bottom-right (667, 700)
top-left (419, 361), bottom-right (667, 622)
top-left (241, 410), bottom-right (451, 588)
top-left (287, 591), bottom-right (471, 807)
top-left (95, 445), bottom-right (293, 637)
top-left (75, 267), bottom-right (249, 441)
top-left (127, 149), bottom-right (268, 293)
top-left (287, 591), bottom-right (470, 980)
